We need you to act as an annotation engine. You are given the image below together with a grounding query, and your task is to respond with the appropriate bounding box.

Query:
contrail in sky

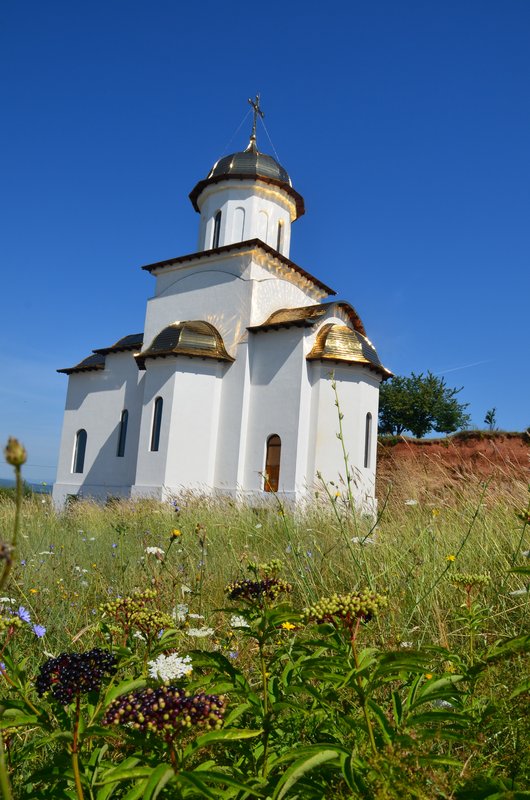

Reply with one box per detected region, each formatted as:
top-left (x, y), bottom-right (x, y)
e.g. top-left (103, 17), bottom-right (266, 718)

top-left (434, 360), bottom-right (491, 376)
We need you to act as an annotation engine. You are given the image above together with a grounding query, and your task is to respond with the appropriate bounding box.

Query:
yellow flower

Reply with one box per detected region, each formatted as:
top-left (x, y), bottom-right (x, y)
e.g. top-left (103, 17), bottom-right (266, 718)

top-left (335, 491), bottom-right (341, 498)
top-left (92, 563), bottom-right (97, 568)
top-left (431, 508), bottom-right (441, 517)
top-left (171, 529), bottom-right (182, 539)
top-left (29, 588), bottom-right (38, 594)
top-left (281, 621), bottom-right (296, 631)
top-left (425, 673), bottom-right (433, 680)
top-left (446, 554), bottom-right (456, 562)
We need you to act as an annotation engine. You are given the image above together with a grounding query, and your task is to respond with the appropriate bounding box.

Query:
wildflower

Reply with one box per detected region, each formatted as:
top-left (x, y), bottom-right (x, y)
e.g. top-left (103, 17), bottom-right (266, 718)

top-left (148, 652), bottom-right (193, 682)
top-left (425, 673), bottom-right (433, 680)
top-left (404, 499), bottom-right (418, 506)
top-left (30, 589), bottom-right (38, 594)
top-left (36, 649), bottom-right (117, 705)
top-left (446, 554), bottom-right (456, 562)
top-left (188, 613), bottom-right (204, 620)
top-left (172, 604), bottom-right (189, 623)
top-left (228, 650), bottom-right (238, 659)
top-left (145, 546), bottom-right (165, 557)
top-left (230, 614), bottom-right (250, 629)
top-left (281, 621), bottom-right (296, 631)
top-left (17, 606), bottom-right (31, 623)
top-left (133, 630), bottom-right (147, 641)
top-left (170, 529), bottom-right (182, 539)
top-left (32, 624), bottom-right (46, 638)
top-left (4, 438), bottom-right (27, 467)
top-left (225, 578), bottom-right (292, 604)
top-left (450, 573), bottom-right (491, 590)
top-left (186, 627), bottom-right (215, 638)
top-left (102, 686), bottom-right (225, 736)
top-left (431, 508), bottom-right (441, 517)
top-left (303, 590), bottom-right (387, 627)
top-left (509, 587), bottom-right (529, 597)
top-left (400, 641), bottom-right (413, 648)
top-left (351, 536), bottom-right (377, 546)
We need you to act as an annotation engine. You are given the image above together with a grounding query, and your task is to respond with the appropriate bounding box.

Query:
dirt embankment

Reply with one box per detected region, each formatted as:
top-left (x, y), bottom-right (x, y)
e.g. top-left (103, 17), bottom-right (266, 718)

top-left (377, 431), bottom-right (529, 491)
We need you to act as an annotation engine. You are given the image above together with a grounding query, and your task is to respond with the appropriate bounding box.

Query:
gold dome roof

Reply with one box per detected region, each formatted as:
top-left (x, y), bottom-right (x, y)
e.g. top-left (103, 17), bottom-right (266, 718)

top-left (136, 321), bottom-right (234, 369)
top-left (307, 324), bottom-right (391, 378)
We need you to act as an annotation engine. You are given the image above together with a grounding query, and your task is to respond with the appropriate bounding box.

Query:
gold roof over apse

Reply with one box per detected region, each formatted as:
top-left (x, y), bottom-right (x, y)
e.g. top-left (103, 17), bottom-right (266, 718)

top-left (306, 324), bottom-right (392, 378)
top-left (135, 321), bottom-right (234, 370)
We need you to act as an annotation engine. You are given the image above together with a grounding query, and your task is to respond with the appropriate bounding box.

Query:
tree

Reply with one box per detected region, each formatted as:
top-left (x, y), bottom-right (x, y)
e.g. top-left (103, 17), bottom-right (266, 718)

top-left (484, 408), bottom-right (497, 431)
top-left (378, 371), bottom-right (471, 438)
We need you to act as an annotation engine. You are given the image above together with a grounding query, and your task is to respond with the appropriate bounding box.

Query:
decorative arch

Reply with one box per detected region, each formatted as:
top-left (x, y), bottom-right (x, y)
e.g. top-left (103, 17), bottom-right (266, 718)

top-left (73, 429), bottom-right (87, 474)
top-left (264, 434), bottom-right (281, 492)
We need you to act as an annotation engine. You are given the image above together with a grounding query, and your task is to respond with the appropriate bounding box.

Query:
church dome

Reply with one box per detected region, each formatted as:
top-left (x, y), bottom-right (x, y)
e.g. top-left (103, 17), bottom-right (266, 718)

top-left (189, 140), bottom-right (305, 219)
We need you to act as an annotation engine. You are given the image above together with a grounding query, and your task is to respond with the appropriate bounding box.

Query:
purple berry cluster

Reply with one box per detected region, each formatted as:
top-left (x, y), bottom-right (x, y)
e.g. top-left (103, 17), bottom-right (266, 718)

top-left (102, 686), bottom-right (226, 737)
top-left (225, 577), bottom-right (292, 603)
top-left (36, 648), bottom-right (117, 705)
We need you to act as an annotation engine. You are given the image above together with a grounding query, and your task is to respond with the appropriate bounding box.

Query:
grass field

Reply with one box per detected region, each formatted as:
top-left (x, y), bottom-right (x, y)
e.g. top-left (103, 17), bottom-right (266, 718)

top-left (0, 447), bottom-right (528, 798)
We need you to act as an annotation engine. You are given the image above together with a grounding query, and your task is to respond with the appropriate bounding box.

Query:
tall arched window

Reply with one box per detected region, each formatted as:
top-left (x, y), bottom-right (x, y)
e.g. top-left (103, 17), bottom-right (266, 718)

top-left (73, 429), bottom-right (87, 474)
top-left (116, 409), bottom-right (128, 457)
top-left (150, 397), bottom-right (163, 452)
top-left (364, 413), bottom-right (372, 469)
top-left (264, 434), bottom-right (281, 492)
top-left (212, 211), bottom-right (222, 248)
top-left (276, 221), bottom-right (283, 252)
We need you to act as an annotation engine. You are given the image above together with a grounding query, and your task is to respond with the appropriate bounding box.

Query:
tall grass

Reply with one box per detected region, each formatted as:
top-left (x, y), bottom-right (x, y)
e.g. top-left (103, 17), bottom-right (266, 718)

top-left (1, 457), bottom-right (527, 660)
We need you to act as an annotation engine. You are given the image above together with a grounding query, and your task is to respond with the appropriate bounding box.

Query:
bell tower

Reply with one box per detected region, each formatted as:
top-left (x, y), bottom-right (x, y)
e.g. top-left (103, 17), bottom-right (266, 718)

top-left (189, 96), bottom-right (305, 258)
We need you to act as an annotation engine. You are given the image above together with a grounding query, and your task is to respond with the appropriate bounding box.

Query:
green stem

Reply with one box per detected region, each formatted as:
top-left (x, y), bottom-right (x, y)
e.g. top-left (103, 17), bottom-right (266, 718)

top-left (259, 642), bottom-right (270, 777)
top-left (71, 694), bottom-right (85, 800)
top-left (351, 624), bottom-right (377, 757)
top-left (0, 734), bottom-right (13, 800)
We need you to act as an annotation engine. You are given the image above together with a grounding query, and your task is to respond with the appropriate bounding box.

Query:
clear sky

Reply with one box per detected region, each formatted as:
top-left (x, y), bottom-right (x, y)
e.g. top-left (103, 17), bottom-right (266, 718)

top-left (1, 0), bottom-right (529, 483)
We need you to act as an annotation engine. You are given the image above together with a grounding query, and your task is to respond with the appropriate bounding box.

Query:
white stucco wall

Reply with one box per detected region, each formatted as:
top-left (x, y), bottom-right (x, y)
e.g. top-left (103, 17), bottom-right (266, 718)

top-left (132, 358), bottom-right (224, 499)
top-left (195, 181), bottom-right (296, 257)
top-left (52, 352), bottom-right (144, 506)
top-left (308, 362), bottom-right (381, 509)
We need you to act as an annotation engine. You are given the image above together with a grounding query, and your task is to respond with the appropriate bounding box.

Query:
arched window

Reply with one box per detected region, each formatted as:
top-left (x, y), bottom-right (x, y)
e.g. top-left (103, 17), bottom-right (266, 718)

top-left (276, 220), bottom-right (283, 252)
top-left (364, 413), bottom-right (372, 469)
top-left (73, 429), bottom-right (87, 474)
top-left (116, 409), bottom-right (128, 457)
top-left (264, 434), bottom-right (281, 492)
top-left (212, 211), bottom-right (222, 248)
top-left (150, 397), bottom-right (163, 452)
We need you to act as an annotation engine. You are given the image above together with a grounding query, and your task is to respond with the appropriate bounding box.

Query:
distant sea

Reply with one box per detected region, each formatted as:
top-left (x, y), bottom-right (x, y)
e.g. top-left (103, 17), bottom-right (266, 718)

top-left (0, 478), bottom-right (52, 494)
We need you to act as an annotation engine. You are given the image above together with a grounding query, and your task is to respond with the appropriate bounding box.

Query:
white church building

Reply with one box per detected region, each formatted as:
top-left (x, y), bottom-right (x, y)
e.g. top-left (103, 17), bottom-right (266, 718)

top-left (53, 105), bottom-right (391, 509)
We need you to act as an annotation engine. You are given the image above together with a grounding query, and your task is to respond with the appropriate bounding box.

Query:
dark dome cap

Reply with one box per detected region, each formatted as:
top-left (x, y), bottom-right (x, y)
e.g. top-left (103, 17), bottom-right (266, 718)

top-left (189, 141), bottom-right (305, 219)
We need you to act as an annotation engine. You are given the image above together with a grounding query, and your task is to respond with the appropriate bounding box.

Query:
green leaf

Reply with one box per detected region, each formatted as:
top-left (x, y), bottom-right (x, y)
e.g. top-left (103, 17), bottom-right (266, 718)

top-left (510, 675), bottom-right (530, 699)
top-left (0, 712), bottom-right (39, 729)
top-left (142, 764), bottom-right (174, 799)
top-left (177, 771), bottom-right (219, 799)
top-left (367, 699), bottom-right (394, 744)
top-left (190, 769), bottom-right (266, 797)
top-left (272, 749), bottom-right (341, 799)
top-left (103, 678), bottom-right (147, 707)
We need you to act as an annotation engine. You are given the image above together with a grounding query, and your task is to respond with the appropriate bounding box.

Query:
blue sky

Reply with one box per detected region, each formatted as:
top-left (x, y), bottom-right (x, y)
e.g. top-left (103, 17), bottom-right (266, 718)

top-left (1, 0), bottom-right (529, 483)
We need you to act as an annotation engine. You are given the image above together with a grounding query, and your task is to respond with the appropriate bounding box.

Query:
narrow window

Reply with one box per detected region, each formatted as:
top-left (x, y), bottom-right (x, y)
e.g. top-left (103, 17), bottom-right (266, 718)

top-left (212, 211), bottom-right (221, 248)
top-left (73, 429), bottom-right (87, 474)
top-left (150, 397), bottom-right (163, 452)
top-left (276, 221), bottom-right (283, 252)
top-left (364, 413), bottom-right (372, 469)
top-left (264, 434), bottom-right (281, 492)
top-left (116, 409), bottom-right (128, 457)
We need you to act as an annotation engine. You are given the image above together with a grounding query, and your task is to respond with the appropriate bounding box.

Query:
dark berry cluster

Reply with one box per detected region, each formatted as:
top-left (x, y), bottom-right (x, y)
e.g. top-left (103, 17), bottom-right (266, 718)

top-left (36, 648), bottom-right (117, 705)
top-left (225, 577), bottom-right (292, 603)
top-left (102, 686), bottom-right (226, 737)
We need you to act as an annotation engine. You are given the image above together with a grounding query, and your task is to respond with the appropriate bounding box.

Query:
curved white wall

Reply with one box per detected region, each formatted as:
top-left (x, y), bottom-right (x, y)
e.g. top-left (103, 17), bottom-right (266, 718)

top-left (195, 181), bottom-right (296, 257)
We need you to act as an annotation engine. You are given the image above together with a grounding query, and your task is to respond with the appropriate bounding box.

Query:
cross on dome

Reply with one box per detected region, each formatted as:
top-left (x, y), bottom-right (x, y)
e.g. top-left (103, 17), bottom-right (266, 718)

top-left (246, 93), bottom-right (264, 152)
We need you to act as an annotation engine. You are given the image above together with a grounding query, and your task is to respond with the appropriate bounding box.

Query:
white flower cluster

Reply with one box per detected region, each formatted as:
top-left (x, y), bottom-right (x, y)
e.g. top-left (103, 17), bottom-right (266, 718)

top-left (230, 615), bottom-right (250, 629)
top-left (186, 627), bottom-right (214, 638)
top-left (145, 546), bottom-right (165, 556)
top-left (147, 652), bottom-right (193, 682)
top-left (172, 603), bottom-right (189, 623)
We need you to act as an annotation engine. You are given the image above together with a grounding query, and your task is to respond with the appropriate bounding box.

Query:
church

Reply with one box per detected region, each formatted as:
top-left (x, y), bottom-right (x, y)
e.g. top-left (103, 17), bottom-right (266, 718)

top-left (52, 99), bottom-right (391, 510)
